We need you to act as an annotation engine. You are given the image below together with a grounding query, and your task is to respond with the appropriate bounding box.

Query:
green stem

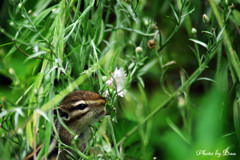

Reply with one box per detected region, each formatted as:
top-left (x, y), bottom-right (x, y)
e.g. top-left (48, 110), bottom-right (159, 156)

top-left (108, 117), bottom-right (121, 159)
top-left (158, 25), bottom-right (180, 52)
top-left (106, 26), bottom-right (157, 36)
top-left (209, 0), bottom-right (240, 81)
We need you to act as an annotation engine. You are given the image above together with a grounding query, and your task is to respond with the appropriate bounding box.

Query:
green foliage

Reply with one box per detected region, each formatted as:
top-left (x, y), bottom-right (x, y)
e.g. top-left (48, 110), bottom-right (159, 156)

top-left (0, 0), bottom-right (240, 159)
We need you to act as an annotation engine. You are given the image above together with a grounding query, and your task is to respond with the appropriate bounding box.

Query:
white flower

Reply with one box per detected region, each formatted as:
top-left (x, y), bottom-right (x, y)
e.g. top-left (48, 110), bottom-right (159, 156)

top-left (104, 67), bottom-right (127, 97)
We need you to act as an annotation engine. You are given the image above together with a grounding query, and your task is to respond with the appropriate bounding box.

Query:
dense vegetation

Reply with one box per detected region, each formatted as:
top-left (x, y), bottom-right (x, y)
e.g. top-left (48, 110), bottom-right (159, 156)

top-left (0, 0), bottom-right (240, 159)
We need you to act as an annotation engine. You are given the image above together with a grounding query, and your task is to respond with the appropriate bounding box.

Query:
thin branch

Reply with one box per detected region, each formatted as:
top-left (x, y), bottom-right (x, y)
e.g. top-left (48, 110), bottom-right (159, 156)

top-left (13, 39), bottom-right (43, 60)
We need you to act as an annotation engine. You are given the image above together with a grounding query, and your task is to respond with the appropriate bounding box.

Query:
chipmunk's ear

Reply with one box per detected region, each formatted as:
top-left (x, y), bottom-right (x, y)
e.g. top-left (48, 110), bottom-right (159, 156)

top-left (53, 107), bottom-right (69, 121)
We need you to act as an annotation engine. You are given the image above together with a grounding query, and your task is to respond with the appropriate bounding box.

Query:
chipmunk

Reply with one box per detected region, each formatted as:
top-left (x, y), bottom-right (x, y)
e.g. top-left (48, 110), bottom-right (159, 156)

top-left (25, 90), bottom-right (106, 160)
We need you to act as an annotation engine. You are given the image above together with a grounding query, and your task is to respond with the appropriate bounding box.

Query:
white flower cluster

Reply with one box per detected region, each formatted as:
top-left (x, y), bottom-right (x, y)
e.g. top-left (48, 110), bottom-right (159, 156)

top-left (103, 67), bottom-right (127, 97)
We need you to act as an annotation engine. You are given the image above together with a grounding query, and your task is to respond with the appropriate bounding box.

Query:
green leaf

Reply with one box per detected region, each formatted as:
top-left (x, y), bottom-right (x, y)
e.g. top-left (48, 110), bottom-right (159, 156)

top-left (182, 8), bottom-right (195, 18)
top-left (232, 10), bottom-right (240, 26)
top-left (137, 77), bottom-right (145, 88)
top-left (169, 0), bottom-right (179, 24)
top-left (165, 16), bottom-right (179, 25)
top-left (167, 118), bottom-right (190, 144)
top-left (137, 59), bottom-right (157, 77)
top-left (43, 112), bottom-right (53, 160)
top-left (202, 31), bottom-right (214, 36)
top-left (0, 42), bottom-right (14, 48)
top-left (97, 20), bottom-right (105, 45)
top-left (108, 48), bottom-right (120, 71)
top-left (216, 25), bottom-right (225, 43)
top-left (189, 39), bottom-right (208, 49)
top-left (196, 77), bottom-right (215, 83)
top-left (26, 123), bottom-right (33, 148)
top-left (33, 5), bottom-right (57, 25)
top-left (233, 98), bottom-right (240, 142)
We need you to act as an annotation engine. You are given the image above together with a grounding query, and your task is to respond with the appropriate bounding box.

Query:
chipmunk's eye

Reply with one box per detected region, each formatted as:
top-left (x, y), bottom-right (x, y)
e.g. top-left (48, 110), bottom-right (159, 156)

top-left (76, 103), bottom-right (87, 110)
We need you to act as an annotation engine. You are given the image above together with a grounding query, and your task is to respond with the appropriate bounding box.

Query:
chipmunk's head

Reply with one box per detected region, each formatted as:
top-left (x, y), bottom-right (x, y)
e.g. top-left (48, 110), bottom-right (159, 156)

top-left (54, 90), bottom-right (106, 126)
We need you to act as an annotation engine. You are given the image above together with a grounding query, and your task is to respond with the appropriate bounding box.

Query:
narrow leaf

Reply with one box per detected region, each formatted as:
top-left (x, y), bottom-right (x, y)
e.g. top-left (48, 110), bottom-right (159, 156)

top-left (216, 25), bottom-right (225, 43)
top-left (167, 118), bottom-right (190, 144)
top-left (189, 39), bottom-right (208, 49)
top-left (169, 1), bottom-right (179, 24)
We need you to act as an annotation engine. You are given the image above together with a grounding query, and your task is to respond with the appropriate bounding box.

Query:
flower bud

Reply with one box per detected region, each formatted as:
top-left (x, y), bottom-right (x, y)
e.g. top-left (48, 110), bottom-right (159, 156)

top-left (191, 28), bottom-right (197, 34)
top-left (178, 96), bottom-right (185, 108)
top-left (9, 68), bottom-right (14, 75)
top-left (143, 18), bottom-right (149, 25)
top-left (2, 133), bottom-right (5, 138)
top-left (18, 3), bottom-right (22, 8)
top-left (9, 21), bottom-right (14, 26)
top-left (135, 46), bottom-right (143, 53)
top-left (203, 14), bottom-right (210, 24)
